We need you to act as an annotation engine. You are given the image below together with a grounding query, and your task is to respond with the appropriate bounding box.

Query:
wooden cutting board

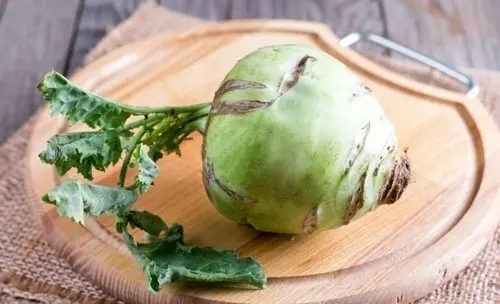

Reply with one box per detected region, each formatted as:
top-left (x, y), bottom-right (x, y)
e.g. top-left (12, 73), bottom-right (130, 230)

top-left (25, 20), bottom-right (500, 304)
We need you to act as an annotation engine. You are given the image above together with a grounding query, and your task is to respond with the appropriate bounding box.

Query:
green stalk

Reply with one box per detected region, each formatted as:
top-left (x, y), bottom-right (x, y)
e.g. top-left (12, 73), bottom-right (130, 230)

top-left (179, 110), bottom-right (210, 135)
top-left (170, 106), bottom-right (210, 133)
top-left (188, 117), bottom-right (207, 135)
top-left (119, 102), bottom-right (211, 115)
top-left (145, 119), bottom-right (171, 145)
top-left (121, 114), bottom-right (165, 131)
top-left (118, 127), bottom-right (147, 187)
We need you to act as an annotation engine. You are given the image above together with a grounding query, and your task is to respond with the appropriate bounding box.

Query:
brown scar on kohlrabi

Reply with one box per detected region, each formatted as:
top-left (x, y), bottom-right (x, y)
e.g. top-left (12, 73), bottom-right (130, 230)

top-left (202, 161), bottom-right (255, 203)
top-left (211, 79), bottom-right (268, 115)
top-left (344, 121), bottom-right (371, 174)
top-left (303, 208), bottom-right (318, 234)
top-left (201, 157), bottom-right (214, 202)
top-left (210, 100), bottom-right (272, 115)
top-left (373, 135), bottom-right (397, 176)
top-left (214, 79), bottom-right (267, 100)
top-left (273, 55), bottom-right (316, 101)
top-left (211, 55), bottom-right (316, 116)
top-left (343, 171), bottom-right (367, 225)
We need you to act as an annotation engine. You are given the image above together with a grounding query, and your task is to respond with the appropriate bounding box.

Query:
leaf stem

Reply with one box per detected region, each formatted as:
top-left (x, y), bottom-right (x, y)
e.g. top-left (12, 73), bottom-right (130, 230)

top-left (187, 117), bottom-right (207, 135)
top-left (175, 107), bottom-right (210, 134)
top-left (119, 127), bottom-right (147, 187)
top-left (121, 103), bottom-right (210, 134)
top-left (171, 106), bottom-right (210, 132)
top-left (121, 102), bottom-right (211, 115)
top-left (125, 184), bottom-right (138, 190)
top-left (121, 115), bottom-right (165, 131)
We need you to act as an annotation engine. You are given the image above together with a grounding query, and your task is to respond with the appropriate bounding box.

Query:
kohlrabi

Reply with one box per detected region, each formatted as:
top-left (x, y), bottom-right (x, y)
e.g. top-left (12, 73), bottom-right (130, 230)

top-left (37, 44), bottom-right (411, 292)
top-left (202, 45), bottom-right (411, 234)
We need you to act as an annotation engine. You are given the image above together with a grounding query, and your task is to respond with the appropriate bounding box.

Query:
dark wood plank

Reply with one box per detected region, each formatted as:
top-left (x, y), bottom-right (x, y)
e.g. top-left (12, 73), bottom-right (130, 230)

top-left (4, 0), bottom-right (499, 146)
top-left (69, 0), bottom-right (231, 72)
top-left (382, 0), bottom-right (500, 70)
top-left (0, 0), bottom-right (7, 22)
top-left (230, 0), bottom-right (387, 55)
top-left (70, 0), bottom-right (384, 72)
top-left (161, 0), bottom-right (232, 20)
top-left (68, 0), bottom-right (141, 73)
top-left (0, 0), bottom-right (81, 144)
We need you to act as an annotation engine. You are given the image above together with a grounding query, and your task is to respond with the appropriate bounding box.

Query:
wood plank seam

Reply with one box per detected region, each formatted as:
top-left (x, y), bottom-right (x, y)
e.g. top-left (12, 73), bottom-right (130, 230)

top-left (62, 0), bottom-right (85, 75)
top-left (0, 0), bottom-right (8, 26)
top-left (375, 0), bottom-right (390, 57)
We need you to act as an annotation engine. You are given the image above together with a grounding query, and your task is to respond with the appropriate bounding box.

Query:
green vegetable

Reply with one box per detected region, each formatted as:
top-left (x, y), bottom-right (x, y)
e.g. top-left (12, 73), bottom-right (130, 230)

top-left (37, 44), bottom-right (411, 292)
top-left (202, 45), bottom-right (411, 234)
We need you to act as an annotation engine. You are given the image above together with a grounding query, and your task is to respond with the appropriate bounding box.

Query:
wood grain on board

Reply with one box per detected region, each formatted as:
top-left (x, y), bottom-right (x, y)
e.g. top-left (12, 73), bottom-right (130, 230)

top-left (25, 20), bottom-right (500, 304)
top-left (2, 0), bottom-right (500, 144)
top-left (163, 0), bottom-right (233, 20)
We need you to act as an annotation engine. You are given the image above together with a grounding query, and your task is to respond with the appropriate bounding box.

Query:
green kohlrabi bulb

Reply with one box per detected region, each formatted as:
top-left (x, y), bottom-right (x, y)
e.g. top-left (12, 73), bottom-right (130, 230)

top-left (201, 44), bottom-right (411, 234)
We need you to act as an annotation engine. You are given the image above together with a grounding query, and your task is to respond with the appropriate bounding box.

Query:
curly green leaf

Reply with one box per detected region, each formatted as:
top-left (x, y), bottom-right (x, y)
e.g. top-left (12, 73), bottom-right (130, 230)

top-left (39, 131), bottom-right (126, 180)
top-left (120, 222), bottom-right (267, 292)
top-left (37, 71), bottom-right (137, 129)
top-left (42, 180), bottom-right (137, 224)
top-left (37, 71), bottom-right (212, 130)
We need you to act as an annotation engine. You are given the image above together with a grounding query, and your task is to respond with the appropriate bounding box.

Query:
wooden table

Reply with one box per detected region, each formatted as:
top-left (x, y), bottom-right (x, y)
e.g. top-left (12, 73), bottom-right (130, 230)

top-left (1, 0), bottom-right (499, 144)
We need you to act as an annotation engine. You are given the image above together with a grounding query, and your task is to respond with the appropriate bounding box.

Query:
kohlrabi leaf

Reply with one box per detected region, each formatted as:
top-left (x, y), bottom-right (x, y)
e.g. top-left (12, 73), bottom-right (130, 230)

top-left (36, 69), bottom-right (261, 292)
top-left (37, 71), bottom-right (135, 129)
top-left (39, 131), bottom-right (125, 180)
top-left (42, 180), bottom-right (137, 224)
top-left (124, 210), bottom-right (168, 238)
top-left (135, 145), bottom-right (159, 194)
top-left (120, 223), bottom-right (267, 292)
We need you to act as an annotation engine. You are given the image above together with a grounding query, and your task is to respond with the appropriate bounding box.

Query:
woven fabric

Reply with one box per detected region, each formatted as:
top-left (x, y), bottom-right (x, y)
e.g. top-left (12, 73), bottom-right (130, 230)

top-left (0, 118), bottom-right (123, 304)
top-left (0, 1), bottom-right (498, 303)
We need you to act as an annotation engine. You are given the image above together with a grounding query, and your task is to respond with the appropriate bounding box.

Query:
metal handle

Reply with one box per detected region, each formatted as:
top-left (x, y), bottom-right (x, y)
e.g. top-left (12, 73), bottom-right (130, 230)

top-left (339, 31), bottom-right (480, 98)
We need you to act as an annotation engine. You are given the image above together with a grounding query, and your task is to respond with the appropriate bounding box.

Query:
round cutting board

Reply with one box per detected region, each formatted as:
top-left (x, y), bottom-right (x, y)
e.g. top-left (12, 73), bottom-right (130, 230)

top-left (25, 20), bottom-right (500, 304)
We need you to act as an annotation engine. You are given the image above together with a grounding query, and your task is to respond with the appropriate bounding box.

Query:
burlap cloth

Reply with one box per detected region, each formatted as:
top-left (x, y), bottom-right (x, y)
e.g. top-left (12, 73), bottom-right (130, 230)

top-left (0, 2), bottom-right (498, 303)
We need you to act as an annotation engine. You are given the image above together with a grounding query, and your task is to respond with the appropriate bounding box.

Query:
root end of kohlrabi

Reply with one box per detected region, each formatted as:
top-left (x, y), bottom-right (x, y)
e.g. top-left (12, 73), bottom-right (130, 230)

top-left (378, 152), bottom-right (412, 206)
